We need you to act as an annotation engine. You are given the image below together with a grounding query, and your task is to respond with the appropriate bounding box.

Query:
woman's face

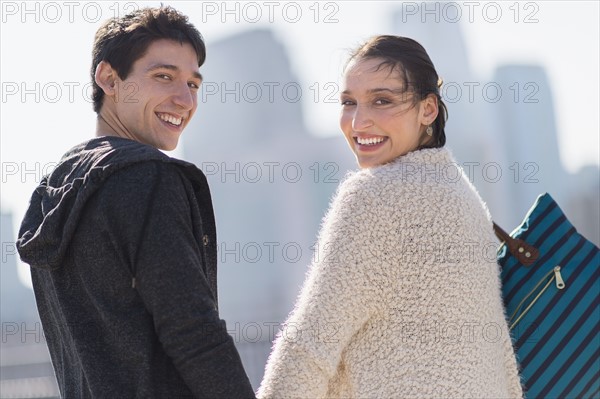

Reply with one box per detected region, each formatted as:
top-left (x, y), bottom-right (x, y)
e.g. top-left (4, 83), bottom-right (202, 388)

top-left (339, 57), bottom-right (437, 169)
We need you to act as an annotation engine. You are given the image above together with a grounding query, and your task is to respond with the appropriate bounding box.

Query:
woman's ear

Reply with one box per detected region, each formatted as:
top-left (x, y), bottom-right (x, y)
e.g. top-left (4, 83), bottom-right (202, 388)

top-left (94, 61), bottom-right (117, 97)
top-left (420, 94), bottom-right (439, 126)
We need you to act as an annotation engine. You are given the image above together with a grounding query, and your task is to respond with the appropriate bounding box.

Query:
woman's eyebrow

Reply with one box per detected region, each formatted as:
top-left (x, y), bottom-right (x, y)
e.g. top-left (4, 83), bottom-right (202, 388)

top-left (340, 87), bottom-right (408, 96)
top-left (366, 87), bottom-right (406, 94)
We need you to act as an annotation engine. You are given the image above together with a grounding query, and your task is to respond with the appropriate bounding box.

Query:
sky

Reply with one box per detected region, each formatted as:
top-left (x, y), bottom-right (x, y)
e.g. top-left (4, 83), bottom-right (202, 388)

top-left (1, 1), bottom-right (599, 241)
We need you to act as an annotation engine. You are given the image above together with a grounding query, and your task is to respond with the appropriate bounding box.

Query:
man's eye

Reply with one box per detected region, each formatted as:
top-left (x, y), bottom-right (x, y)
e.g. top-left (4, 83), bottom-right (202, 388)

top-left (156, 74), bottom-right (171, 80)
top-left (340, 99), bottom-right (355, 106)
top-left (188, 82), bottom-right (200, 89)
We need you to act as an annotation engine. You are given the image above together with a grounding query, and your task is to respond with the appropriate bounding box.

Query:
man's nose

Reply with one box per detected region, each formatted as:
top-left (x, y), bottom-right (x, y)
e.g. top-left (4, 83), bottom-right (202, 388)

top-left (172, 82), bottom-right (195, 110)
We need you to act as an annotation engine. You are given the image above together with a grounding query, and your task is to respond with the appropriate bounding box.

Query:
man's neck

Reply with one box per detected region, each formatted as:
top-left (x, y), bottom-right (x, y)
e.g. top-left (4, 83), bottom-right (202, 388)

top-left (95, 112), bottom-right (128, 140)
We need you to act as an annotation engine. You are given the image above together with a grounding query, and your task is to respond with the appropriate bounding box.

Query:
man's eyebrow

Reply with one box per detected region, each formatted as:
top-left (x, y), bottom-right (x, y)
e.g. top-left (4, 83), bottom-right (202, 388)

top-left (146, 63), bottom-right (203, 81)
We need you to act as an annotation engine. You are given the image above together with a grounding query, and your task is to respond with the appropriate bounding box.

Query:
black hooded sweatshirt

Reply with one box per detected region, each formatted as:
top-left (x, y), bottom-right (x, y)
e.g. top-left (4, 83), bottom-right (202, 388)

top-left (16, 136), bottom-right (256, 398)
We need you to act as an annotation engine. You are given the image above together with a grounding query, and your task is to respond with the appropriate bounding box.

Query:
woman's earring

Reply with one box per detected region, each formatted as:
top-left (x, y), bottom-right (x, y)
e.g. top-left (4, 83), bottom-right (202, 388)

top-left (426, 125), bottom-right (433, 136)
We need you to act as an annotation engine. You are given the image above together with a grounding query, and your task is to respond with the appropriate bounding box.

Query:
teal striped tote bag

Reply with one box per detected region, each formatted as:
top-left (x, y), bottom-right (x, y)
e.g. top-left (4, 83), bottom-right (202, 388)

top-left (495, 193), bottom-right (600, 399)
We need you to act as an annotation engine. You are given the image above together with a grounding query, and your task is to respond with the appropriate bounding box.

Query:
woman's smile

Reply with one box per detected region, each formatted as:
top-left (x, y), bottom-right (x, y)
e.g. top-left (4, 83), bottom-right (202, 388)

top-left (353, 135), bottom-right (389, 152)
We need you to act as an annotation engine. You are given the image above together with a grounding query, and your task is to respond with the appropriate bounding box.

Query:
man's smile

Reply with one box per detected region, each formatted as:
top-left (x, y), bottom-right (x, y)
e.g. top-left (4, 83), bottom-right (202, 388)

top-left (156, 112), bottom-right (183, 126)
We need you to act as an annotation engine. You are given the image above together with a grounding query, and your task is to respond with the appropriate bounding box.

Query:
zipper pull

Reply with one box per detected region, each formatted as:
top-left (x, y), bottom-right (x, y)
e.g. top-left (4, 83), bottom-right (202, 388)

top-left (554, 266), bottom-right (565, 289)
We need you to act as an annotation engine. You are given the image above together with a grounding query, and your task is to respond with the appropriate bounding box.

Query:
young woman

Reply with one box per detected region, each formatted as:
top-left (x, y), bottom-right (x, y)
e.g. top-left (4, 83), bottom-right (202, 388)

top-left (258, 35), bottom-right (523, 398)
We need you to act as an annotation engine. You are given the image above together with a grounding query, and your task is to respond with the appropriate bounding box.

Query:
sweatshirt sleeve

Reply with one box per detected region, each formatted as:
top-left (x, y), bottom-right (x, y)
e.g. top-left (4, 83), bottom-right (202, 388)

top-left (100, 161), bottom-right (255, 398)
top-left (257, 173), bottom-right (398, 399)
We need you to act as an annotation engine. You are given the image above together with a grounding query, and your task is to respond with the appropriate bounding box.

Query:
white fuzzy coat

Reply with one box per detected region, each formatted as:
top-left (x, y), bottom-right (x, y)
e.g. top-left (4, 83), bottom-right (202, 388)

top-left (257, 147), bottom-right (524, 399)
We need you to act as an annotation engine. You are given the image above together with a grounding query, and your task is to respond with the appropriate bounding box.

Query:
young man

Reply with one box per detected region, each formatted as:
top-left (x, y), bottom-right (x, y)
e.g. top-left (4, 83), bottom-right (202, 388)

top-left (16, 7), bottom-right (255, 398)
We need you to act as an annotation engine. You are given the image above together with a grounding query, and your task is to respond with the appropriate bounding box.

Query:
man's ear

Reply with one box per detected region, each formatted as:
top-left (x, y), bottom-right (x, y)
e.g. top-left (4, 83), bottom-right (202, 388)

top-left (420, 94), bottom-right (439, 126)
top-left (95, 61), bottom-right (118, 97)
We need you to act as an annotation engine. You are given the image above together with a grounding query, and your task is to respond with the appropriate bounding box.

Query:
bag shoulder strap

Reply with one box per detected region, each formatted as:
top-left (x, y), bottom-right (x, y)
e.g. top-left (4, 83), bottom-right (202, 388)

top-left (493, 222), bottom-right (540, 266)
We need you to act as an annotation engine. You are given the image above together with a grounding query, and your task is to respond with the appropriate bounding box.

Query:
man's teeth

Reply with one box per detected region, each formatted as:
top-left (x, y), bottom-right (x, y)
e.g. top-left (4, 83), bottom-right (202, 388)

top-left (158, 113), bottom-right (182, 126)
top-left (357, 137), bottom-right (385, 145)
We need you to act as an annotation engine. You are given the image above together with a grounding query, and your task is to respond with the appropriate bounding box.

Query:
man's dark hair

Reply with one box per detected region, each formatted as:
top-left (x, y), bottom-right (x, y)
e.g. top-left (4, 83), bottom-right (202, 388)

top-left (91, 6), bottom-right (206, 113)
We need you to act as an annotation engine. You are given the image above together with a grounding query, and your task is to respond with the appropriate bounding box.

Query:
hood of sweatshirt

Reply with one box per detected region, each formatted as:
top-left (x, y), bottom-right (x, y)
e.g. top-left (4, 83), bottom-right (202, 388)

top-left (16, 136), bottom-right (208, 270)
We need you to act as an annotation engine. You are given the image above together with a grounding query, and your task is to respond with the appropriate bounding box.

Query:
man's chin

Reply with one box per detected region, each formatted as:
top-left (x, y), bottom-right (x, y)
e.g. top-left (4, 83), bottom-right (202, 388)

top-left (159, 142), bottom-right (178, 152)
top-left (153, 136), bottom-right (180, 152)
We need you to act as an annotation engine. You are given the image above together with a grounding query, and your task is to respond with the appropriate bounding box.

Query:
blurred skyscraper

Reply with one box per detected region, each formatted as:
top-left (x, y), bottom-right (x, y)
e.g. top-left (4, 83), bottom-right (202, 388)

top-left (1, 213), bottom-right (38, 322)
top-left (491, 65), bottom-right (567, 221)
top-left (181, 29), bottom-right (356, 386)
top-left (1, 212), bottom-right (59, 397)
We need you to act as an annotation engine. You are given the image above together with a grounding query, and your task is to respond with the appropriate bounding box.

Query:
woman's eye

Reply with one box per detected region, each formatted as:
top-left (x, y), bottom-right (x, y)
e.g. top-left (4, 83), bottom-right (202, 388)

top-left (374, 98), bottom-right (391, 105)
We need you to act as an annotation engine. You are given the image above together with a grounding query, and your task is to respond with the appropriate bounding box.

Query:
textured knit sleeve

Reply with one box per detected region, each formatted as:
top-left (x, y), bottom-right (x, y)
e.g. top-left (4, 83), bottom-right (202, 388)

top-left (101, 162), bottom-right (255, 398)
top-left (257, 172), bottom-right (398, 398)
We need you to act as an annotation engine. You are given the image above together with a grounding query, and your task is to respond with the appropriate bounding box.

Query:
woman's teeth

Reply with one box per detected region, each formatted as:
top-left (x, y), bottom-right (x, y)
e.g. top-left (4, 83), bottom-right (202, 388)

top-left (356, 137), bottom-right (385, 145)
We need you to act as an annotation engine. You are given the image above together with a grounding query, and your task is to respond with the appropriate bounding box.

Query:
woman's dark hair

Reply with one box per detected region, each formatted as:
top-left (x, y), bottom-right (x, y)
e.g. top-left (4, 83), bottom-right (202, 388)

top-left (91, 6), bottom-right (206, 113)
top-left (345, 35), bottom-right (448, 148)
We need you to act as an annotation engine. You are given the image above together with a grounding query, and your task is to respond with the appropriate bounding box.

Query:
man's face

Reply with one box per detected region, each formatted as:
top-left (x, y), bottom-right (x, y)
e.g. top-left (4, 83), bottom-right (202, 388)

top-left (109, 39), bottom-right (201, 151)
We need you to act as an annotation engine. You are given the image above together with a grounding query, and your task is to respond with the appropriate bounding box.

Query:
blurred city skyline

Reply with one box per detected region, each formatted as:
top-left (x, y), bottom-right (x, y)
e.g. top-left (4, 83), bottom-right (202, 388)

top-left (1, 1), bottom-right (599, 396)
top-left (2, 2), bottom-right (599, 222)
